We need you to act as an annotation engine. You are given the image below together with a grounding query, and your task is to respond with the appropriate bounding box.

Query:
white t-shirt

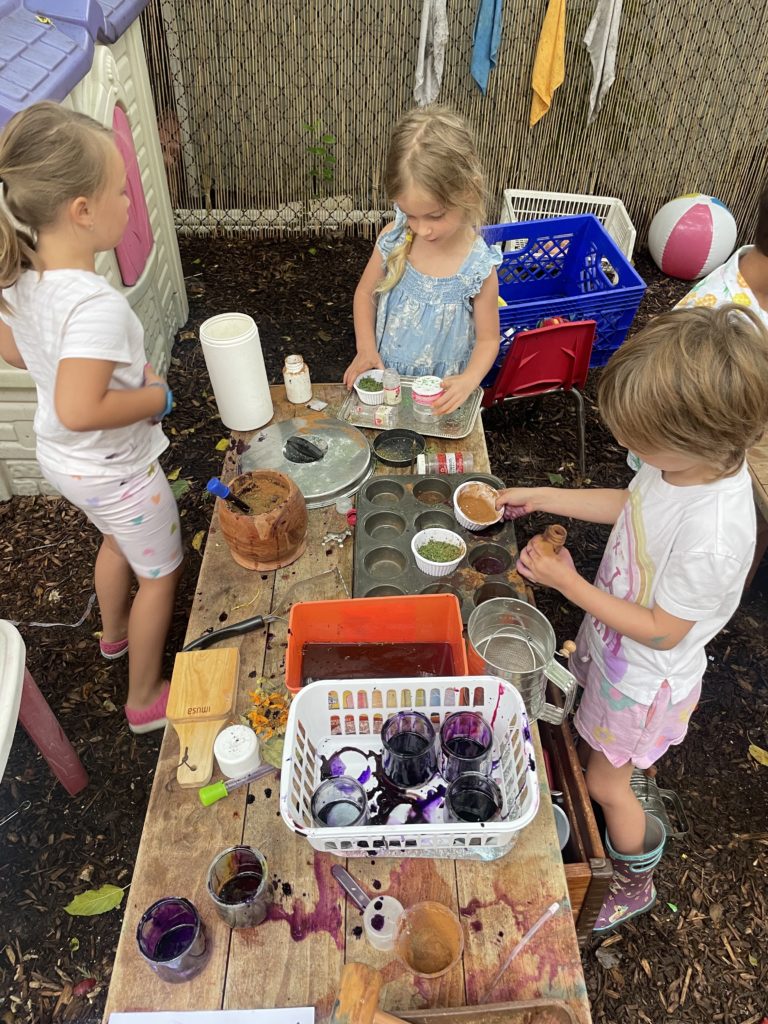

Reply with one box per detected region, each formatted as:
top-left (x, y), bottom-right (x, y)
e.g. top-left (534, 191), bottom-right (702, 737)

top-left (582, 461), bottom-right (755, 703)
top-left (1, 269), bottom-right (167, 476)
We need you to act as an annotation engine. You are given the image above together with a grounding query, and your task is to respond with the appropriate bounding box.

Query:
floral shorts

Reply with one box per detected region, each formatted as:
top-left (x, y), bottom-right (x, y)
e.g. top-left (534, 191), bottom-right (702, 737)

top-left (41, 460), bottom-right (183, 580)
top-left (570, 628), bottom-right (701, 769)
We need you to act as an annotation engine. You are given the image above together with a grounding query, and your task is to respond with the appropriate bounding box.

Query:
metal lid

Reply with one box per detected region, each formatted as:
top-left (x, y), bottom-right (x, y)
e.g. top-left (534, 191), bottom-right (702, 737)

top-left (240, 416), bottom-right (374, 509)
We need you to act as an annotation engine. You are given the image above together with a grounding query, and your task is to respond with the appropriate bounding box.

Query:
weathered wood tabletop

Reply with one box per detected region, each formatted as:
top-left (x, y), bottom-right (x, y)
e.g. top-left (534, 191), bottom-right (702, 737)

top-left (103, 384), bottom-right (592, 1023)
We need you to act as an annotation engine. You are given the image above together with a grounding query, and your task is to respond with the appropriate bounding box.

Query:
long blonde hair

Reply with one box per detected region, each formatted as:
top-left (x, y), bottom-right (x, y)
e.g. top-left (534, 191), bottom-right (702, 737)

top-left (598, 304), bottom-right (768, 477)
top-left (376, 105), bottom-right (488, 294)
top-left (0, 102), bottom-right (112, 313)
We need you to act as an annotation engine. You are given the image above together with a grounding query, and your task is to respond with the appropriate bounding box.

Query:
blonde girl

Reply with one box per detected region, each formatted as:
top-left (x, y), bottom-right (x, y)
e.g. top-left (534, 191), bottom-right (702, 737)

top-left (0, 102), bottom-right (182, 734)
top-left (342, 106), bottom-right (502, 415)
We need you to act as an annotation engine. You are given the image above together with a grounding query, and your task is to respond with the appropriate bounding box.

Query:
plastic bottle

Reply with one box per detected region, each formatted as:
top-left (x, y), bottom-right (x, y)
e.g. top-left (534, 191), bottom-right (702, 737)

top-left (382, 367), bottom-right (402, 405)
top-left (416, 452), bottom-right (474, 474)
top-left (283, 353), bottom-right (312, 404)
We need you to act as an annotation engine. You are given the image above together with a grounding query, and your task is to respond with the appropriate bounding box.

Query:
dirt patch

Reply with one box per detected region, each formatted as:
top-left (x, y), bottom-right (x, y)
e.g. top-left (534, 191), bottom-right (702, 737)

top-left (0, 240), bottom-right (766, 1023)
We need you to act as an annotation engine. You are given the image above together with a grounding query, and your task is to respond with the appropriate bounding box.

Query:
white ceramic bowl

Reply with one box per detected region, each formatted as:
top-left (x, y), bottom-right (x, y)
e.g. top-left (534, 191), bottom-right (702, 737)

top-left (453, 481), bottom-right (503, 532)
top-left (411, 528), bottom-right (466, 577)
top-left (353, 369), bottom-right (385, 405)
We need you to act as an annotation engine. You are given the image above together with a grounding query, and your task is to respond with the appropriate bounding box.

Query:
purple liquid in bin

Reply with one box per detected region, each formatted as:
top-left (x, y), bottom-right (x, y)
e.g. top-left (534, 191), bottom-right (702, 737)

top-left (440, 711), bottom-right (493, 782)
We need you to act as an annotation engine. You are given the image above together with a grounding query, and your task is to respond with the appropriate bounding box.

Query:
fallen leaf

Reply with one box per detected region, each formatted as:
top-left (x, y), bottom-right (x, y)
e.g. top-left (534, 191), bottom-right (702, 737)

top-left (640, 958), bottom-right (652, 978)
top-left (666, 902), bottom-right (678, 913)
top-left (709, 902), bottom-right (723, 925)
top-left (68, 937), bottom-right (79, 953)
top-left (64, 884), bottom-right (124, 916)
top-left (748, 743), bottom-right (768, 766)
top-left (748, 953), bottom-right (758, 966)
top-left (595, 945), bottom-right (621, 969)
top-left (260, 735), bottom-right (284, 769)
top-left (215, 438), bottom-right (230, 451)
top-left (167, 467), bottom-right (181, 481)
top-left (170, 478), bottom-right (191, 499)
top-left (547, 472), bottom-right (565, 485)
top-left (72, 978), bottom-right (97, 997)
top-left (191, 530), bottom-right (206, 553)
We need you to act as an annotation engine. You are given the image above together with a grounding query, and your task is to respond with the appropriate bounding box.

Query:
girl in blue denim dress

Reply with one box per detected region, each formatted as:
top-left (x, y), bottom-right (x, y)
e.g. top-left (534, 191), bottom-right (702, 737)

top-left (343, 106), bottom-right (502, 415)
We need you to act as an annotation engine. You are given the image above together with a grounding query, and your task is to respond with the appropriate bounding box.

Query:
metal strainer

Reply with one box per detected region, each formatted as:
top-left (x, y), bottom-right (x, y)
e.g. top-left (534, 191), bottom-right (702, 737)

top-left (475, 626), bottom-right (543, 673)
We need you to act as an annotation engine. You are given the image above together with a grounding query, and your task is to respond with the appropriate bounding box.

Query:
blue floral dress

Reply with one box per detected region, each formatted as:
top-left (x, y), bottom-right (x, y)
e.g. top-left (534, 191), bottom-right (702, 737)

top-left (375, 207), bottom-right (503, 378)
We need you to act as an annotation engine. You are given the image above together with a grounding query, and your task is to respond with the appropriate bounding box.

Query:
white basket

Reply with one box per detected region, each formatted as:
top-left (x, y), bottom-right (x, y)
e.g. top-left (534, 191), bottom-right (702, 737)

top-left (279, 675), bottom-right (539, 860)
top-left (500, 188), bottom-right (636, 260)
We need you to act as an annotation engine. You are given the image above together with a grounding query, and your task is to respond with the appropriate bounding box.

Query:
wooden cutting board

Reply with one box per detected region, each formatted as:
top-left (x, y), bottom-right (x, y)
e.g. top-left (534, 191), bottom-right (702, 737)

top-left (167, 649), bottom-right (240, 788)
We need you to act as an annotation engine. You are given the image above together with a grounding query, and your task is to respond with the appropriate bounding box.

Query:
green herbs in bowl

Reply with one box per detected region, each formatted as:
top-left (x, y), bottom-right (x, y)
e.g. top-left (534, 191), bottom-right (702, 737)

top-left (357, 376), bottom-right (384, 393)
top-left (418, 539), bottom-right (462, 563)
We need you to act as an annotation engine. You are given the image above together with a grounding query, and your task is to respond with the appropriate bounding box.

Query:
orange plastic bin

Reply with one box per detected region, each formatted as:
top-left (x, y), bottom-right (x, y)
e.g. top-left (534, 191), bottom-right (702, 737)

top-left (284, 594), bottom-right (468, 693)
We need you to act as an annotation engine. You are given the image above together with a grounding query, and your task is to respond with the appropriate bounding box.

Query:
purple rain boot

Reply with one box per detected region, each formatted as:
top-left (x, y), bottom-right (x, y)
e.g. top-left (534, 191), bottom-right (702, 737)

top-left (594, 812), bottom-right (666, 933)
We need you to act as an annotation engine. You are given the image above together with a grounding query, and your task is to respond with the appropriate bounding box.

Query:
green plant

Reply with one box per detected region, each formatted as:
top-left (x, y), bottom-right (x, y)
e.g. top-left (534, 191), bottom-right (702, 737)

top-left (302, 120), bottom-right (336, 193)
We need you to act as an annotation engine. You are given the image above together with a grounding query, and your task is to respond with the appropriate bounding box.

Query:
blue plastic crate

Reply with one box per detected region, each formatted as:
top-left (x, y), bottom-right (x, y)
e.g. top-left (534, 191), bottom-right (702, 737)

top-left (482, 214), bottom-right (646, 371)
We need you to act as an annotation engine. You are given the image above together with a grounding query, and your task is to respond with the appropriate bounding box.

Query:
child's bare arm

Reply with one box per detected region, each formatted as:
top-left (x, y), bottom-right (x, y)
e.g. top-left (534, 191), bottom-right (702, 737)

top-left (55, 357), bottom-right (167, 430)
top-left (520, 540), bottom-right (695, 650)
top-left (433, 272), bottom-right (500, 415)
top-left (0, 321), bottom-right (26, 369)
top-left (496, 485), bottom-right (628, 526)
top-left (343, 238), bottom-right (389, 388)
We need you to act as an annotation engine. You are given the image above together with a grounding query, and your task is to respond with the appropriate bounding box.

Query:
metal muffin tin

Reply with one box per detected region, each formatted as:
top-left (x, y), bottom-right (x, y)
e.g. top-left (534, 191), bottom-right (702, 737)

top-left (353, 473), bottom-right (527, 621)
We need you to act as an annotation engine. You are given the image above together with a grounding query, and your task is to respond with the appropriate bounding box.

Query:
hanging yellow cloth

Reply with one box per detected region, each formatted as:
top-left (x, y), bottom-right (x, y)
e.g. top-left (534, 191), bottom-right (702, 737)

top-left (530, 0), bottom-right (566, 126)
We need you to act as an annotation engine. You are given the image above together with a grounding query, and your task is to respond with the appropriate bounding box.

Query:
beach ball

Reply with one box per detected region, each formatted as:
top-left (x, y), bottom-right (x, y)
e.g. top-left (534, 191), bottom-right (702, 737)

top-left (648, 194), bottom-right (737, 280)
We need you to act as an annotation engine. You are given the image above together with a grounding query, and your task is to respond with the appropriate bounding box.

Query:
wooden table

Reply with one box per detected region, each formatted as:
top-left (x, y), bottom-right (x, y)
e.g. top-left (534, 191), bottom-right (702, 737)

top-left (104, 384), bottom-right (592, 1023)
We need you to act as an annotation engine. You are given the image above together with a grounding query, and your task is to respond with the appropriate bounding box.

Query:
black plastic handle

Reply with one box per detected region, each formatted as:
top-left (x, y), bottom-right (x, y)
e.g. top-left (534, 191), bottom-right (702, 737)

top-left (181, 614), bottom-right (268, 652)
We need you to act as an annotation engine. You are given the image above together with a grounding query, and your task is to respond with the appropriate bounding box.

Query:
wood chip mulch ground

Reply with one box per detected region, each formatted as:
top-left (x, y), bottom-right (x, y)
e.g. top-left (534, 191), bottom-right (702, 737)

top-left (0, 240), bottom-right (766, 1024)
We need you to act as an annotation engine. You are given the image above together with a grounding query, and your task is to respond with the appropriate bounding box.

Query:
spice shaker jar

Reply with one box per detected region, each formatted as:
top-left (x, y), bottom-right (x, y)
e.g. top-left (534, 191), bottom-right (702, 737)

top-left (416, 452), bottom-right (474, 474)
top-left (283, 354), bottom-right (312, 404)
top-left (382, 367), bottom-right (401, 405)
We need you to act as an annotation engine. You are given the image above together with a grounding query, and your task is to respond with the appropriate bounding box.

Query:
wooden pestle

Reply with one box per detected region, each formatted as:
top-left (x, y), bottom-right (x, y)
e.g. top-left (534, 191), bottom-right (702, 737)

top-left (329, 963), bottom-right (408, 1024)
top-left (538, 523), bottom-right (567, 555)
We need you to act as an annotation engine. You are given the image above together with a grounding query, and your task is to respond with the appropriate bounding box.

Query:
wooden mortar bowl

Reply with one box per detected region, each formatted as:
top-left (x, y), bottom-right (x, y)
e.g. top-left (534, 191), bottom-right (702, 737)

top-left (218, 469), bottom-right (308, 570)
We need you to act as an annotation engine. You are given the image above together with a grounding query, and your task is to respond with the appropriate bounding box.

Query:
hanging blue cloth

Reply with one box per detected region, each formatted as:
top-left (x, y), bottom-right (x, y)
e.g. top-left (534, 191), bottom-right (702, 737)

top-left (471, 0), bottom-right (504, 95)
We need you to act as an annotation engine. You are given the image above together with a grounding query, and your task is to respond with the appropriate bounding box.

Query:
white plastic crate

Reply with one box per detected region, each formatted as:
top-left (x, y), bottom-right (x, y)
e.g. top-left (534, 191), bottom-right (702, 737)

top-left (501, 188), bottom-right (636, 260)
top-left (279, 675), bottom-right (539, 860)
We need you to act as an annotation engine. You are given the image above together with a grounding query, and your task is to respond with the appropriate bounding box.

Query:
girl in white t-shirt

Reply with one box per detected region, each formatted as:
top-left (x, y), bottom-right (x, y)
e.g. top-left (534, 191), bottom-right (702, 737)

top-left (0, 102), bottom-right (182, 734)
top-left (495, 304), bottom-right (768, 933)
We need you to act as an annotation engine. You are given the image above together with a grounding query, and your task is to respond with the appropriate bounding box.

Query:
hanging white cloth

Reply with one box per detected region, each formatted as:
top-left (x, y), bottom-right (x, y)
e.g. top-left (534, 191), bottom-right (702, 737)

top-left (584, 0), bottom-right (623, 124)
top-left (414, 0), bottom-right (450, 106)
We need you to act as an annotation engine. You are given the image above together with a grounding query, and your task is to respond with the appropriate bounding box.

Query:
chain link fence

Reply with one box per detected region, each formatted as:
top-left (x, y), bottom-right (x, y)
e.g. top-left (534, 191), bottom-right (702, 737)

top-left (140, 0), bottom-right (768, 244)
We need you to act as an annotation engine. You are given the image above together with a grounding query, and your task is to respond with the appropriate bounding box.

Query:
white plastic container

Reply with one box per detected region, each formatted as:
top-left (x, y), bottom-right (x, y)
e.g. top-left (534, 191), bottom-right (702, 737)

top-left (283, 354), bottom-right (312, 404)
top-left (353, 369), bottom-right (386, 405)
top-left (213, 725), bottom-right (261, 779)
top-left (411, 528), bottom-right (466, 577)
top-left (279, 675), bottom-right (539, 859)
top-left (199, 313), bottom-right (274, 431)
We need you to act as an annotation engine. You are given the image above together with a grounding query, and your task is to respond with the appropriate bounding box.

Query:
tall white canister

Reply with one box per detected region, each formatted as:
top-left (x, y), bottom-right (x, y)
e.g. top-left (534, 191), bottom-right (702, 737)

top-left (199, 313), bottom-right (274, 430)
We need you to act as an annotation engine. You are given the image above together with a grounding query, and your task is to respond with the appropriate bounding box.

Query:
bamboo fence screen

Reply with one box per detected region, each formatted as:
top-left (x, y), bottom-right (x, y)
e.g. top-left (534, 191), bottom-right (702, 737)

top-left (140, 0), bottom-right (768, 245)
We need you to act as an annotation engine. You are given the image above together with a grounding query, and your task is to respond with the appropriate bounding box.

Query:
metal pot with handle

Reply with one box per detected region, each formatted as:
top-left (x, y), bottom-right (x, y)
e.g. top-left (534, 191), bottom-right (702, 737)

top-left (466, 598), bottom-right (576, 724)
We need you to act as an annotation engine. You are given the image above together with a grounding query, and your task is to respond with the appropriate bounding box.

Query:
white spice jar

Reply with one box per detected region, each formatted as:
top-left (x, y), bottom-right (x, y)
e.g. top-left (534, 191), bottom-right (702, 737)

top-left (283, 353), bottom-right (313, 404)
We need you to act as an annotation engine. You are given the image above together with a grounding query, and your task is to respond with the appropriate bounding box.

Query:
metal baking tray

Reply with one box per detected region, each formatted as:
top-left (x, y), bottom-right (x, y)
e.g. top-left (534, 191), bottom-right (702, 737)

top-left (352, 473), bottom-right (527, 621)
top-left (336, 377), bottom-right (483, 439)
top-left (401, 999), bottom-right (578, 1023)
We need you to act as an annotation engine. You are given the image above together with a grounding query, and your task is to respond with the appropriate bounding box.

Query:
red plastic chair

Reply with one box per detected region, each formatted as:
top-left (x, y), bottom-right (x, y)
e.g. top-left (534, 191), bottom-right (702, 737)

top-left (482, 320), bottom-right (597, 478)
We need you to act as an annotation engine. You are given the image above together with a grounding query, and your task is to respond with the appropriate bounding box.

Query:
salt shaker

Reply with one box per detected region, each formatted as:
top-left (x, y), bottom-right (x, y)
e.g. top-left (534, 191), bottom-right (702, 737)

top-left (382, 368), bottom-right (401, 405)
top-left (283, 354), bottom-right (312, 404)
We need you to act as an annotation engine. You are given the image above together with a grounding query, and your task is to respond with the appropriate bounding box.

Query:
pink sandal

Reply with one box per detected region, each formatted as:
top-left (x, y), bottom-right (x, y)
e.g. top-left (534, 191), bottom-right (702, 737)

top-left (100, 636), bottom-right (129, 660)
top-left (125, 682), bottom-right (170, 735)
